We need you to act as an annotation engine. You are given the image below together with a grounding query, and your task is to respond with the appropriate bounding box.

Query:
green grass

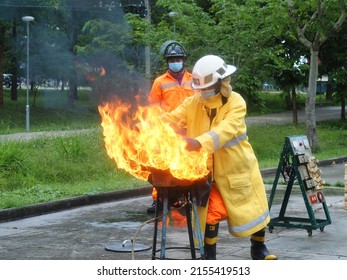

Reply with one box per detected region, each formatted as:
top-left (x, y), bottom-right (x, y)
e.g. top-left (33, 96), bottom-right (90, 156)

top-left (0, 88), bottom-right (345, 210)
top-left (0, 88), bottom-right (100, 134)
top-left (0, 130), bottom-right (144, 209)
top-left (249, 120), bottom-right (347, 168)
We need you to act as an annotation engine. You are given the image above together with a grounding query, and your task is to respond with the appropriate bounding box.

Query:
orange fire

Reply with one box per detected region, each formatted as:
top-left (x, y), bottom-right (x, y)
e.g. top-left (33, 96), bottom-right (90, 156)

top-left (98, 100), bottom-right (209, 183)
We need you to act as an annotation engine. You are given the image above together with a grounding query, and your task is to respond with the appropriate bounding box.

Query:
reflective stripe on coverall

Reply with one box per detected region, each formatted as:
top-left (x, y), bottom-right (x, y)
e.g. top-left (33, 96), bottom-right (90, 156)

top-left (162, 91), bottom-right (270, 238)
top-left (148, 70), bottom-right (193, 112)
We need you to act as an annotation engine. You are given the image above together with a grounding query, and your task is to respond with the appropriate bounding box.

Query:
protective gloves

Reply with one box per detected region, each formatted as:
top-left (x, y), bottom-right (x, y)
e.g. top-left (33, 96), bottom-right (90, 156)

top-left (184, 138), bottom-right (202, 151)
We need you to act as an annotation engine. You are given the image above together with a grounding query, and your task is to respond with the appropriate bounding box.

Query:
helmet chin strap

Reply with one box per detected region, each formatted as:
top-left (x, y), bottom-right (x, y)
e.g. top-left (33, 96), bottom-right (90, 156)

top-left (215, 79), bottom-right (222, 94)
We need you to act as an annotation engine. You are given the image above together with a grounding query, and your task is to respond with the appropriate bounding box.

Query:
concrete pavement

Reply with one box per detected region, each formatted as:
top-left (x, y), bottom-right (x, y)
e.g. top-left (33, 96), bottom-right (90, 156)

top-left (246, 106), bottom-right (345, 126)
top-left (0, 161), bottom-right (345, 260)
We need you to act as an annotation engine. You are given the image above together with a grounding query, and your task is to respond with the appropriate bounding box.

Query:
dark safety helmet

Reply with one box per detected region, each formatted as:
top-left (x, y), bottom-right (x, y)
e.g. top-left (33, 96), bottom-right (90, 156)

top-left (160, 40), bottom-right (187, 59)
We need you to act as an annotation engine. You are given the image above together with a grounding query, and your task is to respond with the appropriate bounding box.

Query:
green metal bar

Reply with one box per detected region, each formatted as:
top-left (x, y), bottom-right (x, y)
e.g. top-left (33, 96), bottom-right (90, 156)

top-left (268, 143), bottom-right (288, 210)
top-left (278, 178), bottom-right (294, 219)
top-left (268, 135), bottom-right (331, 234)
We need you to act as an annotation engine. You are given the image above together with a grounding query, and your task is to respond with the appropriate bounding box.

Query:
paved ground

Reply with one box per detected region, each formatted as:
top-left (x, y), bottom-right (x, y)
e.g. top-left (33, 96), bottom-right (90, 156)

top-left (0, 128), bottom-right (94, 142)
top-left (246, 106), bottom-right (345, 126)
top-left (0, 161), bottom-right (345, 260)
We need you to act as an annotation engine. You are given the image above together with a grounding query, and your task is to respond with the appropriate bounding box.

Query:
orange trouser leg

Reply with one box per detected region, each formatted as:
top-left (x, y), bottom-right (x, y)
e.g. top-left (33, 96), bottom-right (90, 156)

top-left (151, 188), bottom-right (157, 200)
top-left (206, 185), bottom-right (228, 224)
top-left (204, 186), bottom-right (226, 260)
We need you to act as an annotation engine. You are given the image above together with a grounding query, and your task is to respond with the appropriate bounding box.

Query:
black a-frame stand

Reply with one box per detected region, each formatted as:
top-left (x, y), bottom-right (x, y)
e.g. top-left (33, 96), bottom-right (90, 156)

top-left (268, 135), bottom-right (332, 236)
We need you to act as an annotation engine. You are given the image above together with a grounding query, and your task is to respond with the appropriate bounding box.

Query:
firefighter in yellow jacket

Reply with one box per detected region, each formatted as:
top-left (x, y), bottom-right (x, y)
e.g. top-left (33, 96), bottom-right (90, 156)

top-left (147, 41), bottom-right (194, 213)
top-left (162, 55), bottom-right (277, 260)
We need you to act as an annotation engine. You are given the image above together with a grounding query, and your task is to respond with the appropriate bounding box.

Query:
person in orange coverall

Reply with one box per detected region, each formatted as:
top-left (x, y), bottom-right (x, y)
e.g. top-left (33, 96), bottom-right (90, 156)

top-left (146, 40), bottom-right (194, 213)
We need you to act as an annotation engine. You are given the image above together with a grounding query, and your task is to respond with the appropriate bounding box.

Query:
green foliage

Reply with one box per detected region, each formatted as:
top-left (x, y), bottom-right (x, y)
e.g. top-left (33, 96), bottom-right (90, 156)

top-left (0, 142), bottom-right (29, 190)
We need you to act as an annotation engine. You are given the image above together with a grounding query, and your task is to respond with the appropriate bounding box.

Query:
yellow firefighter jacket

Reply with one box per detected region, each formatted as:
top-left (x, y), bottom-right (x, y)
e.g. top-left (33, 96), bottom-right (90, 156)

top-left (162, 91), bottom-right (270, 237)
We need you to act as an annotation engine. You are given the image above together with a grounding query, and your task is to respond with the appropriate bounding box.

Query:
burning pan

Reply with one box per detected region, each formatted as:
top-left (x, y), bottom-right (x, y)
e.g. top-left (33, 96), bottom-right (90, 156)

top-left (149, 168), bottom-right (207, 188)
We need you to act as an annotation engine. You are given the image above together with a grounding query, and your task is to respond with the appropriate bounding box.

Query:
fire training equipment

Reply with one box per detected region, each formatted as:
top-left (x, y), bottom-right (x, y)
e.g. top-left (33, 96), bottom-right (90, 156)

top-left (150, 169), bottom-right (205, 260)
top-left (268, 135), bottom-right (332, 236)
top-left (105, 239), bottom-right (151, 253)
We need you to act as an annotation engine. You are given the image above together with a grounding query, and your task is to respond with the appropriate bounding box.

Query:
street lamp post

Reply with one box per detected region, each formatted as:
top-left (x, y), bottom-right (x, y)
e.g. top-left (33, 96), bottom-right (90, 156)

top-left (168, 11), bottom-right (178, 36)
top-left (22, 16), bottom-right (34, 132)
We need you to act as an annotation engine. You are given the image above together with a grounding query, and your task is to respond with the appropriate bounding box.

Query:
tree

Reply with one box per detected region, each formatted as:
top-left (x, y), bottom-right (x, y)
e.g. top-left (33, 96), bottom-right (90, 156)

top-left (206, 0), bottom-right (290, 111)
top-left (122, 0), bottom-right (216, 77)
top-left (270, 36), bottom-right (309, 124)
top-left (0, 0), bottom-right (62, 105)
top-left (320, 21), bottom-right (347, 120)
top-left (0, 0), bottom-right (18, 105)
top-left (0, 23), bottom-right (7, 106)
top-left (287, 0), bottom-right (347, 151)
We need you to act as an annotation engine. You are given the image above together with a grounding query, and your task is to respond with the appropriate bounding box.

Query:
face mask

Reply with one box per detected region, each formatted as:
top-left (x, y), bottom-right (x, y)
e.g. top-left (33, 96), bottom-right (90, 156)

top-left (168, 62), bottom-right (183, 72)
top-left (200, 89), bottom-right (215, 100)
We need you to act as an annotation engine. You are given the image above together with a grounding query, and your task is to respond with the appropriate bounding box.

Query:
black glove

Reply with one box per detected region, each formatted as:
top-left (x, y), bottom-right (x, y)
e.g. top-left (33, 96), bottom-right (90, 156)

top-left (184, 138), bottom-right (202, 152)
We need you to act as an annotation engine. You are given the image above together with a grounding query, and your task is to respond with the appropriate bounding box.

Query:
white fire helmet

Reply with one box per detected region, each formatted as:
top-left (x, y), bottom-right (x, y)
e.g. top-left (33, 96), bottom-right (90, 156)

top-left (192, 55), bottom-right (237, 90)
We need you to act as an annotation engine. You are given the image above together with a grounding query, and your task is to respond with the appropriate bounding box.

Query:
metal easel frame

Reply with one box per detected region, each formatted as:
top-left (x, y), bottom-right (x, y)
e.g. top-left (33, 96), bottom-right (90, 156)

top-left (267, 136), bottom-right (332, 236)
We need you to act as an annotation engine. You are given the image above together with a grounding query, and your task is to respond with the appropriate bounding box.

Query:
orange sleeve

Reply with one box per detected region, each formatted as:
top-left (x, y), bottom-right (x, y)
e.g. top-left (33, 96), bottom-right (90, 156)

top-left (148, 78), bottom-right (162, 106)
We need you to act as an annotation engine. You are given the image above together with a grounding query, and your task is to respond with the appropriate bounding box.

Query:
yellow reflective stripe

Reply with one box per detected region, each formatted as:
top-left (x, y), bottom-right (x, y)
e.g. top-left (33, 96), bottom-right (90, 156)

top-left (251, 235), bottom-right (265, 242)
top-left (204, 237), bottom-right (218, 245)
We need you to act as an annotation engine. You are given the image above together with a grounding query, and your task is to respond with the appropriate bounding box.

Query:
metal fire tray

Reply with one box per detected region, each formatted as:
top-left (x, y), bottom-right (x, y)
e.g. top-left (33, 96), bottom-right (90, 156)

top-left (149, 168), bottom-right (206, 188)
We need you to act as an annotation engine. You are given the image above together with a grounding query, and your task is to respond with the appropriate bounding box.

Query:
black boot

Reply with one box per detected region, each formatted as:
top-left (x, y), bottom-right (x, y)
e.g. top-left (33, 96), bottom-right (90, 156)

top-left (147, 200), bottom-right (163, 213)
top-left (204, 243), bottom-right (216, 260)
top-left (250, 239), bottom-right (277, 260)
top-left (204, 223), bottom-right (219, 260)
top-left (250, 227), bottom-right (277, 260)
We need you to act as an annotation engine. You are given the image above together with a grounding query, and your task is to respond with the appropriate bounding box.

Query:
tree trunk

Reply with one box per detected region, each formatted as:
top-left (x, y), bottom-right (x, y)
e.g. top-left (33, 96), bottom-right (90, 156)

top-left (61, 75), bottom-right (65, 91)
top-left (341, 90), bottom-right (346, 120)
top-left (306, 49), bottom-right (319, 151)
top-left (0, 24), bottom-right (5, 106)
top-left (291, 86), bottom-right (298, 124)
top-left (68, 9), bottom-right (79, 107)
top-left (10, 19), bottom-right (18, 101)
top-left (326, 80), bottom-right (334, 101)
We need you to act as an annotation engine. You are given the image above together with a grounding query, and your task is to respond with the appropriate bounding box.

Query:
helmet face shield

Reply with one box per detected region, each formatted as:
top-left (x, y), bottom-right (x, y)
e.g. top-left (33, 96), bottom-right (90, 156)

top-left (192, 55), bottom-right (236, 90)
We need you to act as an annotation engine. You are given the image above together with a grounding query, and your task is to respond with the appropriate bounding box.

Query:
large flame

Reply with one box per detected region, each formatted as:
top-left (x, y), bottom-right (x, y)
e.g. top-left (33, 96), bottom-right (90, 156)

top-left (98, 100), bottom-right (209, 182)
